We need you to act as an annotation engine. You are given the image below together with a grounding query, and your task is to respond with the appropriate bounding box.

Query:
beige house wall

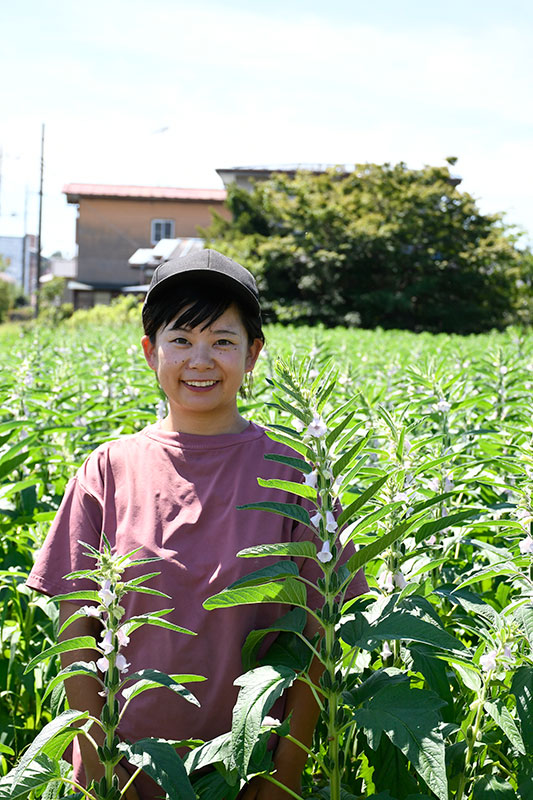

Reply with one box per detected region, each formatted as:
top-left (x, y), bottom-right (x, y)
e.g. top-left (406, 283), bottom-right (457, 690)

top-left (76, 197), bottom-right (228, 284)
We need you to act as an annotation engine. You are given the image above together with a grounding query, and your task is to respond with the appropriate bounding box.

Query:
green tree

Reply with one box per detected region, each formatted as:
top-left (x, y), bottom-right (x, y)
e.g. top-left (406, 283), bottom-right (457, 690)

top-left (0, 257), bottom-right (17, 323)
top-left (203, 163), bottom-right (529, 333)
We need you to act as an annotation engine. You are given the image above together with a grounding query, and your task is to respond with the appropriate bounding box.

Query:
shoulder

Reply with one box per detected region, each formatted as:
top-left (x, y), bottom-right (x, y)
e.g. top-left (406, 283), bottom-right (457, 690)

top-left (76, 430), bottom-right (150, 490)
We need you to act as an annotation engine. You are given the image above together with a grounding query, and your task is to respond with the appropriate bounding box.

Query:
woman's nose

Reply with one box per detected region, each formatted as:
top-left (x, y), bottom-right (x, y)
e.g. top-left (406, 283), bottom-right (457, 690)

top-left (187, 343), bottom-right (214, 368)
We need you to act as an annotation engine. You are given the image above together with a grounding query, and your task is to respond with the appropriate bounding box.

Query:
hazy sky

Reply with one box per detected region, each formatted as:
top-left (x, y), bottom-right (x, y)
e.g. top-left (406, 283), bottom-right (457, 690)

top-left (1, 0), bottom-right (532, 256)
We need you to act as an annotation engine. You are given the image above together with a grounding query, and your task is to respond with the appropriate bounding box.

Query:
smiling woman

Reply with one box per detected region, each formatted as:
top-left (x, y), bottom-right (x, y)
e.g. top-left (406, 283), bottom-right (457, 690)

top-left (25, 248), bottom-right (368, 800)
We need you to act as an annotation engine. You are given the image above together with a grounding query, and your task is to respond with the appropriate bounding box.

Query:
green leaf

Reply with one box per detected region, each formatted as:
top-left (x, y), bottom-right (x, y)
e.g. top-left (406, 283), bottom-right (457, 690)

top-left (241, 608), bottom-right (307, 670)
top-left (183, 732), bottom-right (232, 774)
top-left (51, 590), bottom-right (100, 603)
top-left (237, 541), bottom-right (317, 559)
top-left (126, 616), bottom-right (196, 636)
top-left (118, 738), bottom-right (196, 800)
top-left (453, 662), bottom-right (482, 693)
top-left (237, 500), bottom-right (311, 527)
top-left (121, 669), bottom-right (203, 706)
top-left (25, 636), bottom-right (97, 673)
top-left (511, 666), bottom-right (533, 752)
top-left (204, 577), bottom-right (308, 612)
top-left (353, 684), bottom-right (448, 800)
top-left (257, 476), bottom-right (317, 500)
top-left (365, 611), bottom-right (466, 653)
top-left (0, 744), bottom-right (14, 756)
top-left (231, 665), bottom-right (296, 775)
top-left (343, 668), bottom-right (409, 708)
top-left (41, 660), bottom-right (101, 701)
top-left (8, 710), bottom-right (88, 791)
top-left (263, 452), bottom-right (312, 474)
top-left (332, 431), bottom-right (370, 479)
top-left (265, 429), bottom-right (310, 457)
top-left (0, 755), bottom-right (60, 799)
top-left (484, 699), bottom-right (525, 755)
top-left (415, 510), bottom-right (477, 543)
top-left (347, 517), bottom-right (414, 574)
top-left (326, 410), bottom-right (355, 451)
top-left (228, 560), bottom-right (299, 590)
top-left (337, 473), bottom-right (390, 528)
top-left (472, 776), bottom-right (517, 799)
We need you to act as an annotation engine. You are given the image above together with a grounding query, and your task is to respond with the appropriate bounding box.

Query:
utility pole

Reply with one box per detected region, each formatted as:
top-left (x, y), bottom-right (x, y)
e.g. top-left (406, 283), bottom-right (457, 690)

top-left (35, 124), bottom-right (45, 317)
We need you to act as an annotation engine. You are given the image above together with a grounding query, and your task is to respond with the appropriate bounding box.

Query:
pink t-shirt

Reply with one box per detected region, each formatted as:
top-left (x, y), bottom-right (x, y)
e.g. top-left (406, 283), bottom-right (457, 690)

top-left (27, 421), bottom-right (367, 797)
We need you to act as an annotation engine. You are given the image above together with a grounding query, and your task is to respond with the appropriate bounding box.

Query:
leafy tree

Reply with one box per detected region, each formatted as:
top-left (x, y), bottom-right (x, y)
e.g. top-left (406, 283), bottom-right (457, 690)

top-left (203, 163), bottom-right (529, 333)
top-left (0, 257), bottom-right (17, 323)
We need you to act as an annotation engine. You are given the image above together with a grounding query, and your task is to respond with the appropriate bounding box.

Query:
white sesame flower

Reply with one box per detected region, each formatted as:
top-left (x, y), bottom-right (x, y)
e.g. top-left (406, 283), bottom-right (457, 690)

top-left (115, 653), bottom-right (130, 673)
top-left (317, 541), bottom-right (333, 563)
top-left (293, 417), bottom-right (305, 432)
top-left (378, 570), bottom-right (395, 593)
top-left (310, 511), bottom-right (322, 528)
top-left (306, 413), bottom-right (328, 439)
top-left (393, 491), bottom-right (409, 503)
top-left (480, 650), bottom-right (498, 671)
top-left (499, 366), bottom-right (508, 375)
top-left (156, 399), bottom-right (167, 420)
top-left (435, 399), bottom-right (451, 413)
top-left (325, 510), bottom-right (338, 533)
top-left (428, 477), bottom-right (440, 492)
top-left (519, 535), bottom-right (533, 555)
top-left (81, 605), bottom-right (102, 618)
top-left (262, 715), bottom-right (282, 727)
top-left (98, 581), bottom-right (116, 607)
top-left (503, 645), bottom-right (514, 661)
top-left (393, 571), bottom-right (407, 590)
top-left (100, 630), bottom-right (114, 655)
top-left (304, 470), bottom-right (318, 488)
top-left (381, 641), bottom-right (393, 659)
top-left (96, 655), bottom-right (110, 673)
top-left (444, 476), bottom-right (455, 492)
top-left (117, 627), bottom-right (130, 648)
top-left (309, 369), bottom-right (319, 380)
top-left (426, 534), bottom-right (437, 546)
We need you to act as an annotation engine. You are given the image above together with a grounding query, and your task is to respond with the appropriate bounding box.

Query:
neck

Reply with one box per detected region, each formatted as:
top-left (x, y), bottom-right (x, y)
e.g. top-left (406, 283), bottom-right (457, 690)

top-left (161, 408), bottom-right (250, 436)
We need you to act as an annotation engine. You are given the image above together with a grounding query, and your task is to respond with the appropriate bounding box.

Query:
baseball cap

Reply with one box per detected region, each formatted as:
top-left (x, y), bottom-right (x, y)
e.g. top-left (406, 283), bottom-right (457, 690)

top-left (143, 249), bottom-right (260, 315)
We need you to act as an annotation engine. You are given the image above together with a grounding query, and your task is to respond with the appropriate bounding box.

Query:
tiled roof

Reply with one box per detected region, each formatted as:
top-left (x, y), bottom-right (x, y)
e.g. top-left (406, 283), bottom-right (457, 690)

top-left (63, 184), bottom-right (227, 202)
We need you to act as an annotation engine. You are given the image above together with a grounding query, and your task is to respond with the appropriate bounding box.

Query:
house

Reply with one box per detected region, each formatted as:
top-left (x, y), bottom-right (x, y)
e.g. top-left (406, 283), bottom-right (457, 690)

top-left (63, 183), bottom-right (228, 308)
top-left (0, 234), bottom-right (38, 296)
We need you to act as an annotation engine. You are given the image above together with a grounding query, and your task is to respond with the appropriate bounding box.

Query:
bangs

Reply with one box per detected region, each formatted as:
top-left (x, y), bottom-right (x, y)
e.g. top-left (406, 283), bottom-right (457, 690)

top-left (170, 297), bottom-right (231, 333)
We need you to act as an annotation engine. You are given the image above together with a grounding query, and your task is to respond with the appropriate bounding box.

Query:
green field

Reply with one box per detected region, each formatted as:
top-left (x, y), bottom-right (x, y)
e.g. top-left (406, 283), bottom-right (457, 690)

top-left (1, 319), bottom-right (532, 799)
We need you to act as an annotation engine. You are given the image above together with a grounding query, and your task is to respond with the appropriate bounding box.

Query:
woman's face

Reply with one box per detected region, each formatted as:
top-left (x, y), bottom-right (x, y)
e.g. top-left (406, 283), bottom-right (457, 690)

top-left (142, 303), bottom-right (263, 434)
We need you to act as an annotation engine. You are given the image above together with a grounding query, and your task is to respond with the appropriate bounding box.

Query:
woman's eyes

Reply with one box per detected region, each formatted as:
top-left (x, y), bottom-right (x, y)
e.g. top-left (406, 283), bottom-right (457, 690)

top-left (170, 337), bottom-right (234, 346)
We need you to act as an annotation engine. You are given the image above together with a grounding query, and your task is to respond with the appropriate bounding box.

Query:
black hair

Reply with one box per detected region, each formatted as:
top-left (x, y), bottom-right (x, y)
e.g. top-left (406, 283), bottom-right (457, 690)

top-left (142, 280), bottom-right (265, 345)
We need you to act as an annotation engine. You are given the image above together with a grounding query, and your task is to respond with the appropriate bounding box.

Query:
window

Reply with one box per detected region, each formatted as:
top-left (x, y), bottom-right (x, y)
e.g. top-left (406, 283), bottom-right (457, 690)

top-left (151, 219), bottom-right (175, 244)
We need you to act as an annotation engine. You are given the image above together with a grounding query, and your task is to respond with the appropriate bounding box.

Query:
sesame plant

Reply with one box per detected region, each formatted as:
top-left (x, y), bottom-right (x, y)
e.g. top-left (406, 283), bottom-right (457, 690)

top-left (1, 321), bottom-right (533, 799)
top-left (0, 536), bottom-right (203, 800)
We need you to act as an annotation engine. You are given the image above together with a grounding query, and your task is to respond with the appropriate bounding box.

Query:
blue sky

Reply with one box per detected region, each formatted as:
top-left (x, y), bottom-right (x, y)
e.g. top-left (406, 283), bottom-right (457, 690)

top-left (1, 0), bottom-right (532, 255)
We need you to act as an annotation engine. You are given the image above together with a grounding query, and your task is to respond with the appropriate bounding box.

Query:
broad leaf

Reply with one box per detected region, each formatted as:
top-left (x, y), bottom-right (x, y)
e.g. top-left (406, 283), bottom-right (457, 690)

top-left (42, 660), bottom-right (101, 701)
top-left (204, 577), bottom-right (308, 611)
top-left (257, 477), bottom-right (317, 500)
top-left (9, 710), bottom-right (88, 790)
top-left (228, 560), bottom-right (299, 590)
top-left (238, 541), bottom-right (317, 559)
top-left (231, 665), bottom-right (296, 775)
top-left (183, 732), bottom-right (232, 774)
top-left (484, 699), bottom-right (525, 755)
top-left (0, 755), bottom-right (60, 799)
top-left (472, 776), bottom-right (517, 799)
top-left (237, 501), bottom-right (311, 527)
top-left (511, 666), bottom-right (533, 752)
top-left (361, 611), bottom-right (466, 653)
top-left (353, 684), bottom-right (448, 800)
top-left (25, 637), bottom-right (97, 673)
top-left (118, 738), bottom-right (196, 800)
top-left (121, 669), bottom-right (202, 706)
top-left (241, 607), bottom-right (307, 670)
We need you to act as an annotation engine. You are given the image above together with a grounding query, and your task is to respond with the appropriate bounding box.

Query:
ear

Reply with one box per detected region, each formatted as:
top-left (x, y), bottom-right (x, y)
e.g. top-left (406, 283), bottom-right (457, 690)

top-left (245, 338), bottom-right (263, 373)
top-left (141, 335), bottom-right (158, 372)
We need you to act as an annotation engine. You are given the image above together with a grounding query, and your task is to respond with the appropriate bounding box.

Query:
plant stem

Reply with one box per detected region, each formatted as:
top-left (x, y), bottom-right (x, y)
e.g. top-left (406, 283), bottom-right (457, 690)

top-left (455, 675), bottom-right (490, 800)
top-left (260, 772), bottom-right (303, 799)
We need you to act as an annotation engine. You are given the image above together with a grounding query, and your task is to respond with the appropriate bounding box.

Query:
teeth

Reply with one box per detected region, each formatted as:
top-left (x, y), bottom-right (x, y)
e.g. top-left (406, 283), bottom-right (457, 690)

top-left (185, 380), bottom-right (217, 387)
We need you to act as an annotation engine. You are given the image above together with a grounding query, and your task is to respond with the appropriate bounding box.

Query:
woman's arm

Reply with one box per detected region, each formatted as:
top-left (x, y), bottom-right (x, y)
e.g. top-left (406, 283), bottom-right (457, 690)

top-left (58, 601), bottom-right (139, 800)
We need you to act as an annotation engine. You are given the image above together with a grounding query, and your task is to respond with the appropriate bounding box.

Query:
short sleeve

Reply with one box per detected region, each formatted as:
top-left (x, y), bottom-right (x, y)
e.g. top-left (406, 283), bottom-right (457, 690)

top-left (26, 456), bottom-right (105, 597)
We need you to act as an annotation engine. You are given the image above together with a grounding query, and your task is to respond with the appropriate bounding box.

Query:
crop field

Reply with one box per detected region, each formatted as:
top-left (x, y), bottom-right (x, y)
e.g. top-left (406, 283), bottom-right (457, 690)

top-left (1, 319), bottom-right (533, 800)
